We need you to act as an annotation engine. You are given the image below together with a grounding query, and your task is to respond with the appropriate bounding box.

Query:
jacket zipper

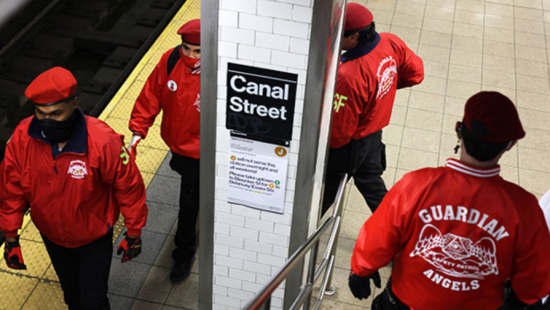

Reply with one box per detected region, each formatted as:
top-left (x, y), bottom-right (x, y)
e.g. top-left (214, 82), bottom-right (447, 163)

top-left (53, 156), bottom-right (68, 246)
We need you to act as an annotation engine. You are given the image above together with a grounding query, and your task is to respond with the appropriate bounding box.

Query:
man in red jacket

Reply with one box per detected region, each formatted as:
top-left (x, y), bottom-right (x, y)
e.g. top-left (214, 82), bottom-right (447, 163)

top-left (349, 92), bottom-right (550, 310)
top-left (322, 3), bottom-right (424, 215)
top-left (0, 67), bottom-right (148, 310)
top-left (128, 19), bottom-right (200, 282)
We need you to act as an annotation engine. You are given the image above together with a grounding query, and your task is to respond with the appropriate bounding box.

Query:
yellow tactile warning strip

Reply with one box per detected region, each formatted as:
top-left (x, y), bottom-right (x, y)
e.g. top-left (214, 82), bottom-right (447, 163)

top-left (0, 1), bottom-right (200, 309)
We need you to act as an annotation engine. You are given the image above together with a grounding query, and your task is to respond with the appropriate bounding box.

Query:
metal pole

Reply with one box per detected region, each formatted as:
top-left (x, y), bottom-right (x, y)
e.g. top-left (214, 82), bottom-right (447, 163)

top-left (313, 258), bottom-right (328, 283)
top-left (243, 218), bottom-right (334, 310)
top-left (289, 283), bottom-right (313, 310)
top-left (312, 255), bottom-right (335, 310)
top-left (199, 0), bottom-right (219, 308)
top-left (259, 297), bottom-right (271, 310)
top-left (303, 242), bottom-right (319, 310)
top-left (324, 175), bottom-right (348, 295)
top-left (244, 175), bottom-right (347, 310)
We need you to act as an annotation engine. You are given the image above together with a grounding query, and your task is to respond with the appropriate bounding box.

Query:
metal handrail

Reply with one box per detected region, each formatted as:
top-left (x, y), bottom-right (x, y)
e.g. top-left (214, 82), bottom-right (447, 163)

top-left (243, 174), bottom-right (348, 310)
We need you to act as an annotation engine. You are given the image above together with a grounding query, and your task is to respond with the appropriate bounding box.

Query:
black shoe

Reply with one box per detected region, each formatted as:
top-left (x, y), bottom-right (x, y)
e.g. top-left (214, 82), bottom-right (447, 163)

top-left (170, 256), bottom-right (195, 283)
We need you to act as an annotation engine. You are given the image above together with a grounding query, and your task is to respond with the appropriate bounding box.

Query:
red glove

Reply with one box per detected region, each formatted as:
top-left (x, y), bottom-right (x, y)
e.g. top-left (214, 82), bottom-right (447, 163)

top-left (128, 134), bottom-right (142, 158)
top-left (117, 233), bottom-right (142, 263)
top-left (4, 236), bottom-right (27, 270)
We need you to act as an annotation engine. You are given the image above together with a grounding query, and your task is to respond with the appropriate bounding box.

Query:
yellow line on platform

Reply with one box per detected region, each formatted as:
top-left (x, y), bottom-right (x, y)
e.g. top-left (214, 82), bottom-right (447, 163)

top-left (99, 0), bottom-right (196, 121)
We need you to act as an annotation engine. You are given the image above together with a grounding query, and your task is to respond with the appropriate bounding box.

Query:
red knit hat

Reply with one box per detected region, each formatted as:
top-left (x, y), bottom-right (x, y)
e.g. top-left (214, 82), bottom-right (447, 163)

top-left (463, 91), bottom-right (525, 143)
top-left (177, 19), bottom-right (200, 45)
top-left (345, 3), bottom-right (373, 33)
top-left (25, 67), bottom-right (77, 106)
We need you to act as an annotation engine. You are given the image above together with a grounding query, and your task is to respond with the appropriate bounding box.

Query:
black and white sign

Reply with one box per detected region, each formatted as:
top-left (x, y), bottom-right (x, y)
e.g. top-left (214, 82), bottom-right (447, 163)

top-left (228, 132), bottom-right (289, 214)
top-left (226, 63), bottom-right (298, 141)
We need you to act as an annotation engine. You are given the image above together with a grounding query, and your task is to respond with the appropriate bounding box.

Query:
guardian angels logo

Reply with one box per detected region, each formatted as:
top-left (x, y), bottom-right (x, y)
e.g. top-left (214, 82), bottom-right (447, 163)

top-left (409, 205), bottom-right (508, 291)
top-left (67, 160), bottom-right (89, 179)
top-left (376, 56), bottom-right (398, 99)
top-left (410, 224), bottom-right (499, 280)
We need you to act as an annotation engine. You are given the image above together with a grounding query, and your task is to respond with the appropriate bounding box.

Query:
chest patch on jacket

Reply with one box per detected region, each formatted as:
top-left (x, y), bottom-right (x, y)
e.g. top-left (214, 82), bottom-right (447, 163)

top-left (167, 80), bottom-right (178, 92)
top-left (376, 56), bottom-right (397, 99)
top-left (67, 160), bottom-right (89, 179)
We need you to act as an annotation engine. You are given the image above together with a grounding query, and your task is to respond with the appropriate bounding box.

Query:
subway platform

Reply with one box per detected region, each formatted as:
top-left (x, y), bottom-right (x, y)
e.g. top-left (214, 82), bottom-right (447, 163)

top-left (0, 1), bottom-right (200, 309)
top-left (2, 0), bottom-right (550, 309)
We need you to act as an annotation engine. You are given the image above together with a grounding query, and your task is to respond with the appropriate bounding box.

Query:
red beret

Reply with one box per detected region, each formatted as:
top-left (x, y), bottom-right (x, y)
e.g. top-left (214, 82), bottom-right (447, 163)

top-left (25, 67), bottom-right (77, 106)
top-left (345, 3), bottom-right (373, 33)
top-left (463, 91), bottom-right (525, 143)
top-left (177, 19), bottom-right (200, 45)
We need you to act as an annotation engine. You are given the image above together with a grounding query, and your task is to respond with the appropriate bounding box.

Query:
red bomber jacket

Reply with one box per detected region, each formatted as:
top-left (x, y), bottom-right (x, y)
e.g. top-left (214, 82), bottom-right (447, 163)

top-left (331, 32), bottom-right (424, 148)
top-left (0, 109), bottom-right (148, 248)
top-left (351, 158), bottom-right (550, 310)
top-left (129, 47), bottom-right (201, 158)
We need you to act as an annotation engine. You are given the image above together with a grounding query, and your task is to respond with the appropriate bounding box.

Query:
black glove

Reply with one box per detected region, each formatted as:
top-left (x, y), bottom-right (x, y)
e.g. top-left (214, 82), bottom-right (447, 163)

top-left (116, 233), bottom-right (142, 263)
top-left (4, 236), bottom-right (27, 270)
top-left (348, 270), bottom-right (381, 300)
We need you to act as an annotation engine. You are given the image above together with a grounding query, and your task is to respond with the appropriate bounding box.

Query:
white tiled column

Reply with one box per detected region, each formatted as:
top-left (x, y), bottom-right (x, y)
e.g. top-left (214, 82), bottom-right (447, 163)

top-left (213, 0), bottom-right (313, 309)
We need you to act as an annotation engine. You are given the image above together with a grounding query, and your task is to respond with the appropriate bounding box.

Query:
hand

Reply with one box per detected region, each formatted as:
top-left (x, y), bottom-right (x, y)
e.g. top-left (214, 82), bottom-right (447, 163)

top-left (4, 236), bottom-right (27, 270)
top-left (128, 134), bottom-right (142, 158)
top-left (348, 270), bottom-right (381, 300)
top-left (117, 233), bottom-right (142, 263)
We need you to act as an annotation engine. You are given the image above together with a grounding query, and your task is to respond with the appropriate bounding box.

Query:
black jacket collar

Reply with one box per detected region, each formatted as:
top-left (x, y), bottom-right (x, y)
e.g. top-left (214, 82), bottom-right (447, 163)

top-left (341, 32), bottom-right (381, 63)
top-left (28, 108), bottom-right (88, 155)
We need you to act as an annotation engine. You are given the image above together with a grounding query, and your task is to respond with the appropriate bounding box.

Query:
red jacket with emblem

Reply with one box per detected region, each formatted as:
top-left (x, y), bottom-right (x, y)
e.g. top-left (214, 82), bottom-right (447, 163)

top-left (331, 32), bottom-right (424, 148)
top-left (129, 47), bottom-right (201, 158)
top-left (0, 110), bottom-right (148, 248)
top-left (351, 159), bottom-right (550, 310)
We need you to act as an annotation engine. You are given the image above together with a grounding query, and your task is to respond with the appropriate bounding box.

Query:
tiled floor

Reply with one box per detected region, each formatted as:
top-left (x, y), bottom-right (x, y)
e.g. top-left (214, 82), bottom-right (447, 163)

top-left (321, 0), bottom-right (550, 308)
top-left (109, 154), bottom-right (200, 310)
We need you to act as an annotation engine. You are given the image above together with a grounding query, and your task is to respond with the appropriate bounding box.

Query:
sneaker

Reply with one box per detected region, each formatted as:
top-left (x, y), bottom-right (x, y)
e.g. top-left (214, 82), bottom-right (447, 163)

top-left (170, 255), bottom-right (195, 283)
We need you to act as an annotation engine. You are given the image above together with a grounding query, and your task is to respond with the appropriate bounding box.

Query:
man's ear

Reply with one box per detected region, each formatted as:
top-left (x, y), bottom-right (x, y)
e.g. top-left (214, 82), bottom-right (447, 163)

top-left (455, 121), bottom-right (463, 139)
top-left (505, 140), bottom-right (516, 151)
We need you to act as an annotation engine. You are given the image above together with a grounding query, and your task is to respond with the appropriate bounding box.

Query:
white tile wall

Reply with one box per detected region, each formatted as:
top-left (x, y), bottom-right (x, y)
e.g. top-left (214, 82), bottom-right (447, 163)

top-left (219, 10), bottom-right (238, 27)
top-left (238, 45), bottom-right (272, 63)
top-left (214, 0), bottom-right (314, 308)
top-left (290, 37), bottom-right (310, 54)
top-left (258, 0), bottom-right (293, 19)
top-left (221, 0), bottom-right (257, 14)
top-left (239, 14), bottom-right (274, 33)
top-left (256, 33), bottom-right (291, 51)
top-left (292, 5), bottom-right (313, 23)
top-left (274, 19), bottom-right (310, 38)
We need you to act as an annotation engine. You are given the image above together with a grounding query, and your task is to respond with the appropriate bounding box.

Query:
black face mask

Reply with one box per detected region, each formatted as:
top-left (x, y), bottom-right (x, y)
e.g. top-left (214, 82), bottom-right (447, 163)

top-left (37, 111), bottom-right (77, 143)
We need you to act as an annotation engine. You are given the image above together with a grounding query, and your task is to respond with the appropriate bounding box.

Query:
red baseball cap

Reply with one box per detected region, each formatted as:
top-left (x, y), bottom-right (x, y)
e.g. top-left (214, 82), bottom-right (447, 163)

top-left (25, 67), bottom-right (77, 106)
top-left (345, 3), bottom-right (373, 33)
top-left (177, 19), bottom-right (200, 45)
top-left (462, 91), bottom-right (525, 143)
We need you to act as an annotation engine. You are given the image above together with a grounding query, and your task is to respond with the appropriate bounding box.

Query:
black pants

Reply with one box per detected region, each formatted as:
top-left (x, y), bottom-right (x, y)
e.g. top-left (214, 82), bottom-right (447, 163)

top-left (372, 279), bottom-right (410, 310)
top-left (42, 231), bottom-right (112, 310)
top-left (169, 152), bottom-right (200, 262)
top-left (322, 130), bottom-right (388, 215)
top-left (499, 281), bottom-right (548, 310)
